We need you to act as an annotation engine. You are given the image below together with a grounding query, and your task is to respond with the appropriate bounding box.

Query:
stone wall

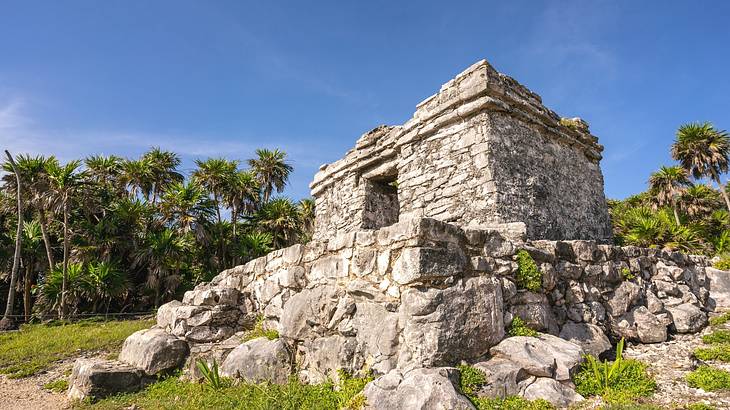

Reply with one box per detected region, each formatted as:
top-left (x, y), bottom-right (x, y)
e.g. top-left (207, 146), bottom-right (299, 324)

top-left (310, 60), bottom-right (612, 242)
top-left (157, 217), bottom-right (711, 383)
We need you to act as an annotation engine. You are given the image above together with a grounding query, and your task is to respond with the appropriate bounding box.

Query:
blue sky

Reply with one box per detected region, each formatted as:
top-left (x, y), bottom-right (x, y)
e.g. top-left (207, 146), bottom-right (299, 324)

top-left (1, 1), bottom-right (729, 200)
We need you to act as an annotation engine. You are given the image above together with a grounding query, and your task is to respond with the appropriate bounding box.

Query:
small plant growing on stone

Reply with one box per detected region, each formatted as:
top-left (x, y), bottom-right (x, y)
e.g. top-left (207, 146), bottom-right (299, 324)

top-left (515, 250), bottom-right (542, 292)
top-left (196, 359), bottom-right (227, 389)
top-left (686, 366), bottom-right (730, 392)
top-left (574, 338), bottom-right (656, 404)
top-left (457, 364), bottom-right (487, 397)
top-left (456, 365), bottom-right (553, 409)
top-left (620, 267), bottom-right (635, 280)
top-left (244, 315), bottom-right (280, 342)
top-left (507, 317), bottom-right (538, 337)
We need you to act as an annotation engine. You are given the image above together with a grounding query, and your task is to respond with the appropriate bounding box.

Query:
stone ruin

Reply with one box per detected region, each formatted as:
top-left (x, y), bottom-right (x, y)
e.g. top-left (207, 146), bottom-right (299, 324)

top-left (68, 59), bottom-right (730, 408)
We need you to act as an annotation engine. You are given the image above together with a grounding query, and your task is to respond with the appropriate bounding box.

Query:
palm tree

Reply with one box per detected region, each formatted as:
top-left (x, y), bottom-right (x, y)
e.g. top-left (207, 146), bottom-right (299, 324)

top-left (681, 184), bottom-right (721, 217)
top-left (297, 198), bottom-right (315, 241)
top-left (133, 228), bottom-right (191, 307)
top-left (160, 181), bottom-right (215, 235)
top-left (192, 158), bottom-right (238, 223)
top-left (38, 262), bottom-right (90, 315)
top-left (86, 261), bottom-right (128, 316)
top-left (256, 198), bottom-right (301, 248)
top-left (46, 159), bottom-right (84, 318)
top-left (141, 148), bottom-right (183, 205)
top-left (21, 220), bottom-right (43, 321)
top-left (648, 166), bottom-right (691, 225)
top-left (1, 151), bottom-right (23, 329)
top-left (248, 149), bottom-right (292, 203)
top-left (672, 122), bottom-right (730, 212)
top-left (223, 171), bottom-right (260, 242)
top-left (237, 231), bottom-right (273, 262)
top-left (122, 159), bottom-right (154, 200)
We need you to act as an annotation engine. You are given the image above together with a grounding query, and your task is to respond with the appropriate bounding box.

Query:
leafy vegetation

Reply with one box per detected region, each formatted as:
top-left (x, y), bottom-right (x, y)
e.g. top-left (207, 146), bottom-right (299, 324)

top-left (0, 148), bottom-right (313, 322)
top-left (243, 316), bottom-right (280, 342)
top-left (694, 345), bottom-right (730, 362)
top-left (620, 267), bottom-right (636, 280)
top-left (195, 359), bottom-right (228, 389)
top-left (0, 318), bottom-right (152, 378)
top-left (701, 330), bottom-right (730, 345)
top-left (507, 316), bottom-right (538, 337)
top-left (574, 339), bottom-right (656, 404)
top-left (710, 311), bottom-right (730, 326)
top-left (81, 371), bottom-right (372, 410)
top-left (43, 378), bottom-right (69, 393)
top-left (456, 364), bottom-right (554, 410)
top-left (609, 122), bottom-right (730, 255)
top-left (686, 366), bottom-right (730, 391)
top-left (515, 250), bottom-right (541, 292)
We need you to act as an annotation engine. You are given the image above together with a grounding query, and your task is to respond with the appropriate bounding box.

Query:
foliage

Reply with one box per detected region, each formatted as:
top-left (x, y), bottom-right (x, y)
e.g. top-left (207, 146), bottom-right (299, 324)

top-left (0, 319), bottom-right (152, 378)
top-left (574, 339), bottom-right (656, 404)
top-left (686, 365), bottom-right (730, 391)
top-left (693, 344), bottom-right (730, 362)
top-left (507, 316), bottom-right (538, 337)
top-left (43, 378), bottom-right (69, 393)
top-left (620, 267), bottom-right (636, 280)
top-left (80, 371), bottom-right (372, 410)
top-left (515, 250), bottom-right (542, 292)
top-left (686, 404), bottom-right (717, 410)
top-left (195, 359), bottom-right (229, 389)
top-left (243, 316), bottom-right (280, 342)
top-left (456, 364), bottom-right (553, 410)
top-left (701, 330), bottom-right (730, 344)
top-left (714, 254), bottom-right (730, 271)
top-left (710, 311), bottom-right (730, 326)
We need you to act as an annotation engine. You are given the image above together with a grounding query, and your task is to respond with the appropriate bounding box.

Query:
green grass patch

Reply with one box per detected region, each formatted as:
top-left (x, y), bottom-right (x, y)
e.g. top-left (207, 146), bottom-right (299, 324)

top-left (0, 319), bottom-right (153, 378)
top-left (694, 345), bottom-right (730, 362)
top-left (243, 316), bottom-right (279, 342)
top-left (78, 371), bottom-right (372, 410)
top-left (686, 366), bottom-right (730, 391)
top-left (574, 339), bottom-right (656, 405)
top-left (600, 404), bottom-right (661, 410)
top-left (686, 404), bottom-right (718, 410)
top-left (515, 250), bottom-right (542, 292)
top-left (710, 312), bottom-right (730, 326)
top-left (702, 330), bottom-right (730, 345)
top-left (456, 364), bottom-right (553, 410)
top-left (507, 317), bottom-right (538, 337)
top-left (44, 378), bottom-right (69, 393)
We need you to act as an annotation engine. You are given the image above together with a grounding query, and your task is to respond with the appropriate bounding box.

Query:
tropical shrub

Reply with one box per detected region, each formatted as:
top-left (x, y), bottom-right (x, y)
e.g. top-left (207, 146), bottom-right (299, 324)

top-left (515, 250), bottom-right (541, 292)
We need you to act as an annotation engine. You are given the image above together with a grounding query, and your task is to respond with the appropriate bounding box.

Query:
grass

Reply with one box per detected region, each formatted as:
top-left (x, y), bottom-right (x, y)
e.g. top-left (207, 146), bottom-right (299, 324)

top-left (44, 378), bottom-right (69, 393)
top-left (456, 364), bottom-right (554, 410)
top-left (78, 371), bottom-right (372, 410)
top-left (243, 316), bottom-right (279, 342)
top-left (694, 345), bottom-right (730, 362)
top-left (686, 366), bottom-right (730, 392)
top-left (0, 318), bottom-right (153, 378)
top-left (701, 330), bottom-right (730, 345)
top-left (515, 250), bottom-right (542, 292)
top-left (574, 339), bottom-right (656, 405)
top-left (709, 312), bottom-right (730, 327)
top-left (507, 317), bottom-right (538, 337)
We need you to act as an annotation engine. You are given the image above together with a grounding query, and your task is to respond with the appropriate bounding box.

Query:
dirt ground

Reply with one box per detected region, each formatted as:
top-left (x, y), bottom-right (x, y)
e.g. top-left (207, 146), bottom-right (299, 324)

top-left (0, 357), bottom-right (77, 410)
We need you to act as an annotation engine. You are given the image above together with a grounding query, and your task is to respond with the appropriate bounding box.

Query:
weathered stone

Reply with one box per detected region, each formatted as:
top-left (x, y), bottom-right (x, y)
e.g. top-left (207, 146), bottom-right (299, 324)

top-left (280, 285), bottom-right (342, 340)
top-left (68, 359), bottom-right (147, 401)
top-left (518, 377), bottom-right (584, 408)
top-left (220, 338), bottom-right (292, 384)
top-left (707, 267), bottom-right (730, 308)
top-left (667, 303), bottom-right (707, 333)
top-left (489, 334), bottom-right (584, 380)
top-left (362, 368), bottom-right (475, 410)
top-left (559, 322), bottom-right (611, 357)
top-left (392, 247), bottom-right (466, 285)
top-left (473, 357), bottom-right (529, 398)
top-left (118, 328), bottom-right (189, 375)
top-left (510, 292), bottom-right (559, 334)
top-left (183, 287), bottom-right (239, 306)
top-left (606, 281), bottom-right (641, 317)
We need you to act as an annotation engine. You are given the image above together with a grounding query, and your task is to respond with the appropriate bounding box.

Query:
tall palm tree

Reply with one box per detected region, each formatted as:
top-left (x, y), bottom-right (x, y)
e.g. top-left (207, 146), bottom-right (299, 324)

top-left (256, 198), bottom-right (301, 248)
top-left (160, 181), bottom-right (215, 235)
top-left (1, 151), bottom-right (23, 329)
top-left (141, 148), bottom-right (183, 205)
top-left (192, 158), bottom-right (238, 223)
top-left (672, 122), bottom-right (730, 212)
top-left (46, 159), bottom-right (84, 318)
top-left (21, 220), bottom-right (43, 321)
top-left (223, 171), bottom-right (260, 242)
top-left (122, 159), bottom-right (154, 201)
top-left (648, 165), bottom-right (691, 225)
top-left (681, 184), bottom-right (721, 217)
top-left (298, 198), bottom-right (315, 241)
top-left (248, 149), bottom-right (293, 203)
top-left (86, 261), bottom-right (128, 316)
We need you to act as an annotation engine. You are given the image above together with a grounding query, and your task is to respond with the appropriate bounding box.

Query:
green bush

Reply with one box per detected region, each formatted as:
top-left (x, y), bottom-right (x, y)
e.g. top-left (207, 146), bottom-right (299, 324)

top-left (702, 330), bottom-right (730, 344)
top-left (507, 317), bottom-right (538, 337)
top-left (686, 366), bottom-right (730, 391)
top-left (620, 267), bottom-right (636, 280)
top-left (694, 344), bottom-right (730, 362)
top-left (243, 316), bottom-right (280, 342)
top-left (515, 250), bottom-right (542, 292)
top-left (574, 339), bottom-right (656, 404)
top-left (456, 365), bottom-right (553, 410)
top-left (710, 311), bottom-right (730, 326)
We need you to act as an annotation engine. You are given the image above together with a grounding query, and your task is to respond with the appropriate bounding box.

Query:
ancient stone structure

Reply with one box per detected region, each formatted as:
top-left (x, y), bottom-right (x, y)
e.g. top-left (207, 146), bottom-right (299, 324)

top-left (68, 59), bottom-right (728, 408)
top-left (311, 60), bottom-right (612, 242)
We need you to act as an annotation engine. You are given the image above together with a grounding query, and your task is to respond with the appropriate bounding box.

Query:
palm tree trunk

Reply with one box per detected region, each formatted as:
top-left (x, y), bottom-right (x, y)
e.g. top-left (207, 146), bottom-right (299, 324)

top-left (711, 169), bottom-right (730, 213)
top-left (672, 201), bottom-right (681, 226)
top-left (38, 209), bottom-right (55, 269)
top-left (24, 263), bottom-right (32, 322)
top-left (60, 196), bottom-right (69, 319)
top-left (3, 150), bottom-right (23, 325)
top-left (231, 203), bottom-right (238, 265)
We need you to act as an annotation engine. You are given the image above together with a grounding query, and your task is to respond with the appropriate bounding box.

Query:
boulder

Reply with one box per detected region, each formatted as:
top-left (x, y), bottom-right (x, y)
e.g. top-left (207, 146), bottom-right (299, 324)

top-left (509, 292), bottom-right (559, 334)
top-left (707, 267), bottom-right (730, 308)
top-left (489, 334), bottom-right (584, 381)
top-left (473, 357), bottom-right (529, 398)
top-left (220, 338), bottom-right (292, 384)
top-left (118, 328), bottom-right (189, 375)
top-left (183, 287), bottom-right (240, 306)
top-left (518, 377), bottom-right (584, 408)
top-left (392, 247), bottom-right (466, 285)
top-left (362, 367), bottom-right (475, 410)
top-left (605, 281), bottom-right (640, 317)
top-left (633, 307), bottom-right (668, 343)
top-left (67, 359), bottom-right (147, 401)
top-left (667, 303), bottom-right (707, 333)
top-left (559, 322), bottom-right (611, 357)
top-left (280, 285), bottom-right (343, 341)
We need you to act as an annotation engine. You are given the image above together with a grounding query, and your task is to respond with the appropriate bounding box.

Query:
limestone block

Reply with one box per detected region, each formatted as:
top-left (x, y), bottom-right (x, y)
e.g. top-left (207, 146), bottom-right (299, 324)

top-left (489, 334), bottom-right (584, 381)
top-left (220, 338), bottom-right (292, 384)
top-left (667, 303), bottom-right (707, 333)
top-left (118, 328), bottom-right (189, 375)
top-left (473, 357), bottom-right (528, 398)
top-left (68, 359), bottom-right (147, 401)
top-left (392, 247), bottom-right (465, 285)
top-left (518, 377), bottom-right (584, 408)
top-left (559, 322), bottom-right (611, 357)
top-left (362, 368), bottom-right (475, 410)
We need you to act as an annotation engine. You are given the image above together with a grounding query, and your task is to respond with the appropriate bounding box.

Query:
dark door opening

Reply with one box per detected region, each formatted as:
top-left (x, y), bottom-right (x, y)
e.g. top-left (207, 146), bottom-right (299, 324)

top-left (361, 175), bottom-right (399, 229)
